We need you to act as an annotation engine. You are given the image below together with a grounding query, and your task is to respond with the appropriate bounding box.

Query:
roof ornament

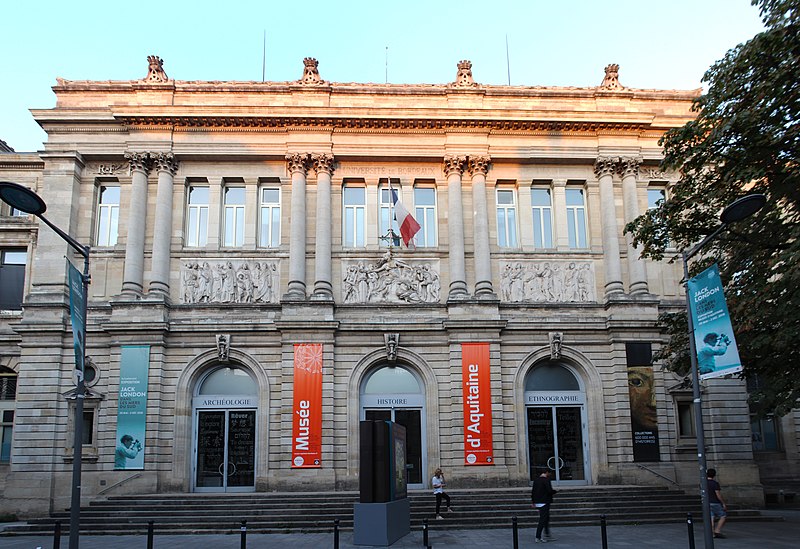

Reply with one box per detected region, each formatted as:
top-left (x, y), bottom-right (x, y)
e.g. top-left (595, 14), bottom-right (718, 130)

top-left (452, 60), bottom-right (477, 87)
top-left (299, 57), bottom-right (325, 85)
top-left (144, 55), bottom-right (169, 83)
top-left (599, 63), bottom-right (624, 90)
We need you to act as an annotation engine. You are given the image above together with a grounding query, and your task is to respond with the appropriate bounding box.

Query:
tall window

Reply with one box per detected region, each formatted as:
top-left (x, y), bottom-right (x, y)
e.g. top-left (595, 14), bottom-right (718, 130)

top-left (379, 184), bottom-right (400, 247)
top-left (223, 187), bottom-right (245, 247)
top-left (414, 187), bottom-right (437, 247)
top-left (96, 185), bottom-right (119, 247)
top-left (186, 185), bottom-right (209, 247)
top-left (0, 249), bottom-right (26, 310)
top-left (751, 415), bottom-right (780, 451)
top-left (648, 187), bottom-right (666, 210)
top-left (531, 188), bottom-right (553, 248)
top-left (343, 185), bottom-right (366, 247)
top-left (0, 410), bottom-right (13, 463)
top-left (496, 189), bottom-right (518, 248)
top-left (676, 400), bottom-right (696, 440)
top-left (259, 187), bottom-right (281, 248)
top-left (566, 188), bottom-right (587, 249)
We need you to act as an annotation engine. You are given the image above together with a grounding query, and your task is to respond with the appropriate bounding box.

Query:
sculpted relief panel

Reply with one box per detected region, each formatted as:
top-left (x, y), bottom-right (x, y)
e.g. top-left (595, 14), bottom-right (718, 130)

top-left (342, 253), bottom-right (441, 304)
top-left (181, 260), bottom-right (278, 304)
top-left (500, 261), bottom-right (596, 303)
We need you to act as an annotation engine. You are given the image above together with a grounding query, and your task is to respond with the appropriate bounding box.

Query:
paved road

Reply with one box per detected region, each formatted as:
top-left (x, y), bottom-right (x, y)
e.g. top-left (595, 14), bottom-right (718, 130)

top-left (1, 510), bottom-right (798, 548)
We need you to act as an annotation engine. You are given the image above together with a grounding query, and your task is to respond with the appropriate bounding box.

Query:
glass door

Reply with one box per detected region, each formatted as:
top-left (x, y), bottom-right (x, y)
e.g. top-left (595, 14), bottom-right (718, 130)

top-left (195, 409), bottom-right (256, 492)
top-left (527, 406), bottom-right (586, 484)
top-left (365, 408), bottom-right (424, 487)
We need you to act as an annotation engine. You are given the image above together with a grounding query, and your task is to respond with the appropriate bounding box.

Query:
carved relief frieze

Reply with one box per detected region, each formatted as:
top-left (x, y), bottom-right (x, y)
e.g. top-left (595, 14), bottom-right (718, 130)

top-left (94, 163), bottom-right (126, 175)
top-left (639, 167), bottom-right (674, 180)
top-left (342, 253), bottom-right (441, 304)
top-left (500, 261), bottom-right (596, 303)
top-left (181, 259), bottom-right (279, 304)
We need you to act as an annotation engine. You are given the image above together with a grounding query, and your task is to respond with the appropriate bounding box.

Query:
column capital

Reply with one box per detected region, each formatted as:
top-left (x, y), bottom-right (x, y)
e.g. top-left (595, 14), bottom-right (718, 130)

top-left (443, 155), bottom-right (467, 176)
top-left (154, 152), bottom-right (179, 176)
top-left (125, 151), bottom-right (151, 175)
top-left (311, 153), bottom-right (335, 176)
top-left (618, 156), bottom-right (642, 178)
top-left (286, 153), bottom-right (310, 175)
top-left (468, 155), bottom-right (491, 176)
top-left (594, 156), bottom-right (617, 178)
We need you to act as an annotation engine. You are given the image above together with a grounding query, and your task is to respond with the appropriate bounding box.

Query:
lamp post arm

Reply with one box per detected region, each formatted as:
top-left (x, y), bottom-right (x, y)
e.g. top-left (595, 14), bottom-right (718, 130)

top-left (37, 213), bottom-right (90, 259)
top-left (684, 223), bottom-right (728, 262)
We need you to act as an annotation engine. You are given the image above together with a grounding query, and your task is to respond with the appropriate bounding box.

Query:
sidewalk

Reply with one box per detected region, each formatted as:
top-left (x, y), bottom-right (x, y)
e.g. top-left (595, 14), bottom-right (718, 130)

top-left (1, 510), bottom-right (798, 548)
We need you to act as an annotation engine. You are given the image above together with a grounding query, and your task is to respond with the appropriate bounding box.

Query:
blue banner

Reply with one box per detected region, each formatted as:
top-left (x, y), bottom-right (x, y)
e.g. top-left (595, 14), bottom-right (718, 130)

top-left (114, 346), bottom-right (150, 470)
top-left (67, 260), bottom-right (85, 373)
top-left (687, 264), bottom-right (743, 380)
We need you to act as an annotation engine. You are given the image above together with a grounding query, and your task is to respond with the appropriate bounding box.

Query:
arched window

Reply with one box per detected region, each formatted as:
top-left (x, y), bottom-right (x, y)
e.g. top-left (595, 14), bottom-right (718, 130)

top-left (197, 366), bottom-right (257, 396)
top-left (525, 361), bottom-right (580, 391)
top-left (362, 365), bottom-right (421, 395)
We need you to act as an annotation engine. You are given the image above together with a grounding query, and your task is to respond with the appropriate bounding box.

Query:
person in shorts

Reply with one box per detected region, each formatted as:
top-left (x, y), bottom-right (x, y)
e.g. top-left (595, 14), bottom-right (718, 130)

top-left (707, 468), bottom-right (727, 538)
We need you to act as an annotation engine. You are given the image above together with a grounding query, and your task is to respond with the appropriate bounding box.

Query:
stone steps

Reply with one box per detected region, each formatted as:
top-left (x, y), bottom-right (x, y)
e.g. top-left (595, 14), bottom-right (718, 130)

top-left (1, 486), bottom-right (777, 536)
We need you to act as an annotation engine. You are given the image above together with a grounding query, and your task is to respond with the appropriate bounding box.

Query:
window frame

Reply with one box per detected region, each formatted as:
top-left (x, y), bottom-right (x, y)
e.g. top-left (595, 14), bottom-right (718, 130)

top-left (0, 248), bottom-right (26, 311)
top-left (379, 181), bottom-right (401, 247)
top-left (343, 184), bottom-right (367, 248)
top-left (531, 186), bottom-right (554, 249)
top-left (186, 184), bottom-right (210, 248)
top-left (565, 187), bottom-right (588, 249)
top-left (258, 185), bottom-right (281, 248)
top-left (413, 186), bottom-right (437, 248)
top-left (496, 187), bottom-right (519, 248)
top-left (95, 184), bottom-right (120, 247)
top-left (223, 186), bottom-right (246, 248)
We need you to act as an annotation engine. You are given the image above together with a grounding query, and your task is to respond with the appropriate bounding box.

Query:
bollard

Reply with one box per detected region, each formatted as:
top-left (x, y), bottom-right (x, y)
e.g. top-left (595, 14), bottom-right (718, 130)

top-left (600, 515), bottom-right (608, 549)
top-left (686, 512), bottom-right (695, 549)
top-left (334, 518), bottom-right (340, 549)
top-left (422, 517), bottom-right (429, 548)
top-left (53, 520), bottom-right (61, 549)
top-left (147, 520), bottom-right (154, 549)
top-left (512, 515), bottom-right (519, 549)
top-left (240, 519), bottom-right (247, 549)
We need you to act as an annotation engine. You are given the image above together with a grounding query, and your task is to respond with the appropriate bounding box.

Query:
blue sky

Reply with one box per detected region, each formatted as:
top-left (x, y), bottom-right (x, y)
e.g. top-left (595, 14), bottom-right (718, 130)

top-left (1, 0), bottom-right (765, 152)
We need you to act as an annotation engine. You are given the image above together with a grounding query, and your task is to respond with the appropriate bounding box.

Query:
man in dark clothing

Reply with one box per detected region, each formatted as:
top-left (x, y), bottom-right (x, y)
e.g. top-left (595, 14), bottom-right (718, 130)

top-left (707, 468), bottom-right (728, 538)
top-left (531, 469), bottom-right (557, 543)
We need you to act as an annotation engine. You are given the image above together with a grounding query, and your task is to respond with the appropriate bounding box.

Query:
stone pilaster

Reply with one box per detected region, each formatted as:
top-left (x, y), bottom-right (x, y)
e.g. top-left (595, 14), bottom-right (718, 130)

top-left (285, 153), bottom-right (310, 299)
top-left (122, 152), bottom-right (151, 296)
top-left (619, 156), bottom-right (648, 295)
top-left (149, 153), bottom-right (179, 297)
top-left (444, 155), bottom-right (468, 299)
top-left (311, 153), bottom-right (334, 300)
top-left (469, 155), bottom-right (494, 297)
top-left (594, 156), bottom-right (624, 297)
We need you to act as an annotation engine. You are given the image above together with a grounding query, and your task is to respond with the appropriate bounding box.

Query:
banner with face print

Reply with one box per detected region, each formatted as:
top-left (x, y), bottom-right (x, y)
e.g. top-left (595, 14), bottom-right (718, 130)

top-left (461, 343), bottom-right (494, 466)
top-left (687, 263), bottom-right (743, 380)
top-left (114, 345), bottom-right (150, 470)
top-left (291, 343), bottom-right (323, 468)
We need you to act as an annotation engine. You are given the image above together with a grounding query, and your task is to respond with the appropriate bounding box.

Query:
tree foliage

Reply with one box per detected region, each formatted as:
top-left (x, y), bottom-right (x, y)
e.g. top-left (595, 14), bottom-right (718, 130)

top-left (626, 0), bottom-right (800, 416)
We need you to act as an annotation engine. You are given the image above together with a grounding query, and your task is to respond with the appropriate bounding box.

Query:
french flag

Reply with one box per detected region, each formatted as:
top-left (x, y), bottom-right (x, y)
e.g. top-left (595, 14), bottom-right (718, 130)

top-left (392, 189), bottom-right (421, 248)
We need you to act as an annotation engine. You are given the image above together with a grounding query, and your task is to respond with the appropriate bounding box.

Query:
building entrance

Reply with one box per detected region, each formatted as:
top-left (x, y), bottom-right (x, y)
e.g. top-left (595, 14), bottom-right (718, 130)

top-left (525, 361), bottom-right (590, 485)
top-left (192, 366), bottom-right (259, 493)
top-left (360, 364), bottom-right (427, 489)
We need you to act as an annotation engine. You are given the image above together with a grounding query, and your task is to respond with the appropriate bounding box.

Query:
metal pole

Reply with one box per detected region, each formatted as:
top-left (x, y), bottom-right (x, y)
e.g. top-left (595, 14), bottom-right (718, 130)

top-left (683, 252), bottom-right (714, 549)
top-left (600, 515), bottom-right (608, 549)
top-left (53, 520), bottom-right (61, 549)
top-left (423, 518), bottom-right (429, 547)
top-left (240, 519), bottom-right (247, 549)
top-left (687, 512), bottom-right (696, 549)
top-left (333, 518), bottom-right (340, 549)
top-left (512, 515), bottom-right (518, 549)
top-left (68, 252), bottom-right (90, 549)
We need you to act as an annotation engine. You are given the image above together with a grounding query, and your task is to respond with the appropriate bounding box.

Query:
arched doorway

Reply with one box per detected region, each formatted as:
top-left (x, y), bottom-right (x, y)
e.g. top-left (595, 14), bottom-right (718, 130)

top-left (525, 361), bottom-right (590, 485)
top-left (192, 365), bottom-right (258, 492)
top-left (360, 364), bottom-right (426, 489)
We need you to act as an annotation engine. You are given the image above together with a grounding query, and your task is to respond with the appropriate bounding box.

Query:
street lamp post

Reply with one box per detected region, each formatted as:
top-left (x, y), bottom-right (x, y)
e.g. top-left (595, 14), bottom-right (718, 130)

top-left (0, 181), bottom-right (91, 549)
top-left (681, 193), bottom-right (765, 549)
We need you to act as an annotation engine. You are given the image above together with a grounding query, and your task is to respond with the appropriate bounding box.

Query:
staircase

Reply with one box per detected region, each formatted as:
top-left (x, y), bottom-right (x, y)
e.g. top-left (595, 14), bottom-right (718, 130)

top-left (1, 486), bottom-right (777, 536)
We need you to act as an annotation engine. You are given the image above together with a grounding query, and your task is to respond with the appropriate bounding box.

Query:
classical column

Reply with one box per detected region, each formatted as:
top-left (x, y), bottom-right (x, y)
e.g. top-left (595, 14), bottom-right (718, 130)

top-left (149, 153), bottom-right (179, 296)
top-left (122, 152), bottom-right (150, 296)
top-left (594, 156), bottom-right (624, 297)
top-left (311, 153), bottom-right (334, 300)
top-left (469, 155), bottom-right (495, 297)
top-left (620, 156), bottom-right (649, 295)
top-left (286, 153), bottom-right (310, 299)
top-left (444, 155), bottom-right (468, 299)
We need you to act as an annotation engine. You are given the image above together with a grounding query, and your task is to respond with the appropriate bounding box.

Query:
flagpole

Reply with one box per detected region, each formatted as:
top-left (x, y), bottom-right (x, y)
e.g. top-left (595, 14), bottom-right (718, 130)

top-left (387, 178), bottom-right (396, 252)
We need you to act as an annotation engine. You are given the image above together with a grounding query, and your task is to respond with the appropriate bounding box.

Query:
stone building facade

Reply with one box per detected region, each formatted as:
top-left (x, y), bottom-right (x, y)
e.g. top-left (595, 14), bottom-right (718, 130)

top-left (1, 56), bottom-right (791, 517)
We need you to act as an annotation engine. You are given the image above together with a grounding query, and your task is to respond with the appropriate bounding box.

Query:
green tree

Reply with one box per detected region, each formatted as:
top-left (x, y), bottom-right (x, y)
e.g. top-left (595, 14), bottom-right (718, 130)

top-left (626, 0), bottom-right (800, 416)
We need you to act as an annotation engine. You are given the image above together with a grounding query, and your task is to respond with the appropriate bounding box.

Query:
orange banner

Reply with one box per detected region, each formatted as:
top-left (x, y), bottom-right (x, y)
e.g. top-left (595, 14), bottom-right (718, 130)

top-left (461, 343), bottom-right (494, 466)
top-left (291, 343), bottom-right (323, 468)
